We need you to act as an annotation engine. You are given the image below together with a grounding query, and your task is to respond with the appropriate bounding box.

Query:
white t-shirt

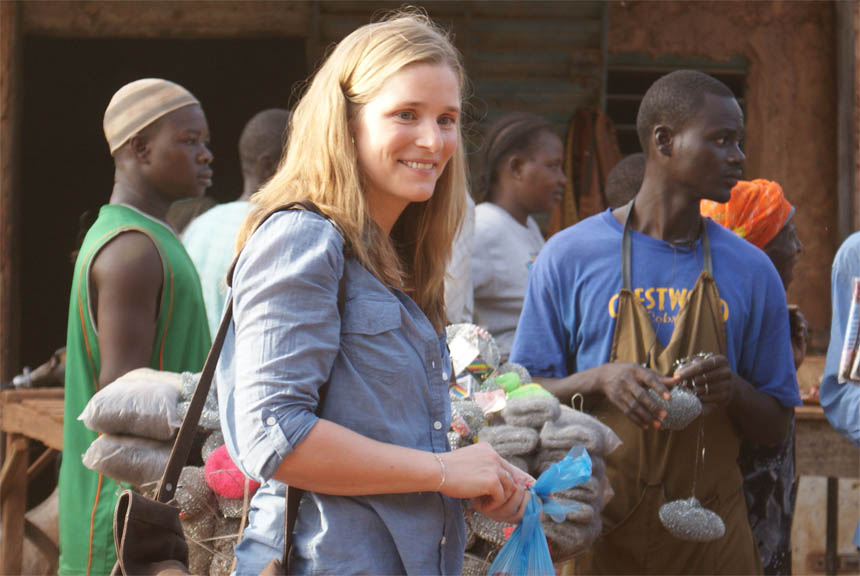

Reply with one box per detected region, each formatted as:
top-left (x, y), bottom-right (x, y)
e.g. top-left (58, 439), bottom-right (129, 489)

top-left (472, 202), bottom-right (545, 359)
top-left (445, 193), bottom-right (475, 324)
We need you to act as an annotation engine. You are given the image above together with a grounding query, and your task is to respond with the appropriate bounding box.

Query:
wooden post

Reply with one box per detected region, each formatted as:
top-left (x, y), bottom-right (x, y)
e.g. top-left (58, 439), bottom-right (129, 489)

top-left (825, 477), bottom-right (838, 576)
top-left (0, 0), bottom-right (22, 386)
top-left (0, 434), bottom-right (29, 575)
top-left (836, 0), bottom-right (856, 242)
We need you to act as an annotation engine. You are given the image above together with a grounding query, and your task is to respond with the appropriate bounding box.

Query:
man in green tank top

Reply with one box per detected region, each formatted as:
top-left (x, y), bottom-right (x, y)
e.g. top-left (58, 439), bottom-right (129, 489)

top-left (58, 79), bottom-right (213, 576)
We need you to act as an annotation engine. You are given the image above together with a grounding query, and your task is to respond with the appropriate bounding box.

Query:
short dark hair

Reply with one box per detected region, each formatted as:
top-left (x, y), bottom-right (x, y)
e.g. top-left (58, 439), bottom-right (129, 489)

top-left (636, 70), bottom-right (736, 154)
top-left (605, 153), bottom-right (646, 208)
top-left (239, 108), bottom-right (291, 173)
top-left (477, 112), bottom-right (554, 202)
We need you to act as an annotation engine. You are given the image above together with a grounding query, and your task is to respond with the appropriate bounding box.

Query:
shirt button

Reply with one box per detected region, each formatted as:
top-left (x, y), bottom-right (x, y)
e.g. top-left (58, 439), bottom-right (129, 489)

top-left (433, 421), bottom-right (443, 430)
top-left (431, 360), bottom-right (436, 369)
top-left (440, 536), bottom-right (447, 545)
top-left (266, 416), bottom-right (276, 426)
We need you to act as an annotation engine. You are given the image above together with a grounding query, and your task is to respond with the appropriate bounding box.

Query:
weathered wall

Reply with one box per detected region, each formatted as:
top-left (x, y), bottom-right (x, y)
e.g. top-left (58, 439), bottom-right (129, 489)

top-left (2, 1), bottom-right (607, 374)
top-left (609, 1), bottom-right (838, 348)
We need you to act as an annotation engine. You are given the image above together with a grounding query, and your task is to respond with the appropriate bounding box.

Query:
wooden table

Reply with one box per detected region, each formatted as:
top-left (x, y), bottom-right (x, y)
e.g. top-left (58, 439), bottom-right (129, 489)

top-left (795, 403), bottom-right (859, 575)
top-left (0, 387), bottom-right (64, 575)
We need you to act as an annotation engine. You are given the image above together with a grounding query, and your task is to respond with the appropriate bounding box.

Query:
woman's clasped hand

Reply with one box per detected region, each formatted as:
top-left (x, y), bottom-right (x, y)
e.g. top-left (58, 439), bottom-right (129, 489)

top-left (441, 442), bottom-right (533, 523)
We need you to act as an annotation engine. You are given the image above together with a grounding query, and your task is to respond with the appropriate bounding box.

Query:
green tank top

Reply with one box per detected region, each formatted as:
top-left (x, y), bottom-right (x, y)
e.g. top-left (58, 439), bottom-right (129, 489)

top-left (58, 204), bottom-right (211, 576)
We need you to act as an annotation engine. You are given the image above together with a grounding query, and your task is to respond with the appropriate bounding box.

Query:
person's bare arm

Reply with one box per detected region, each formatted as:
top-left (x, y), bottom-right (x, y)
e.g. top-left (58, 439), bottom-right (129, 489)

top-left (788, 306), bottom-right (808, 370)
top-left (90, 231), bottom-right (163, 388)
top-left (674, 355), bottom-right (791, 446)
top-left (535, 362), bottom-right (673, 430)
top-left (272, 419), bottom-right (532, 524)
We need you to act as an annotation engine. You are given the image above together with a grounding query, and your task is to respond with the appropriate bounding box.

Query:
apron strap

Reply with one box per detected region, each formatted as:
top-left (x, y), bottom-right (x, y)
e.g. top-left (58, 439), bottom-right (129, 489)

top-left (622, 199), bottom-right (635, 291)
top-left (621, 198), bottom-right (713, 290)
top-left (702, 223), bottom-right (713, 276)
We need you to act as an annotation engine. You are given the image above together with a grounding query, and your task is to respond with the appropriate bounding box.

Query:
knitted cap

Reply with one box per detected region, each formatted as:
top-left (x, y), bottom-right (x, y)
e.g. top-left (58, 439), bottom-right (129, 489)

top-left (103, 78), bottom-right (200, 155)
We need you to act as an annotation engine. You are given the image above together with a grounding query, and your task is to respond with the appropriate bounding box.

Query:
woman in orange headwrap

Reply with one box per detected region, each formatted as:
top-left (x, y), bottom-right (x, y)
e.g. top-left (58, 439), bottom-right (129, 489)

top-left (702, 178), bottom-right (804, 576)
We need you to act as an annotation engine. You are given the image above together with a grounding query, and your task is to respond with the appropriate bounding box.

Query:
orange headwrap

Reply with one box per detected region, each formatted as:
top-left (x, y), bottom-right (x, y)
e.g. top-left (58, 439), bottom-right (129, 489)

top-left (700, 179), bottom-right (794, 249)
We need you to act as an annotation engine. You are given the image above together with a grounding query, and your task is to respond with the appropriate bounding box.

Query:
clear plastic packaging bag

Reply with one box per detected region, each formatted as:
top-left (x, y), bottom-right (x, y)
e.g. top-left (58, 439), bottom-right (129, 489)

top-left (487, 445), bottom-right (592, 576)
top-left (81, 433), bottom-right (172, 488)
top-left (78, 367), bottom-right (182, 440)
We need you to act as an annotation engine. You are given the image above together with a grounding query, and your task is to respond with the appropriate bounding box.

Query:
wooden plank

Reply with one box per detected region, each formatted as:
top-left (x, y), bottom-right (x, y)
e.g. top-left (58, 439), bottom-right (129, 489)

top-left (21, 1), bottom-right (312, 38)
top-left (608, 52), bottom-right (749, 72)
top-left (318, 14), bottom-right (601, 49)
top-left (468, 50), bottom-right (602, 79)
top-left (0, 435), bottom-right (28, 575)
top-left (0, 392), bottom-right (64, 451)
top-left (27, 447), bottom-right (58, 482)
top-left (458, 18), bottom-right (602, 51)
top-left (1, 387), bottom-right (63, 403)
top-left (795, 413), bottom-right (859, 478)
top-left (796, 404), bottom-right (829, 421)
top-left (318, 1), bottom-right (604, 20)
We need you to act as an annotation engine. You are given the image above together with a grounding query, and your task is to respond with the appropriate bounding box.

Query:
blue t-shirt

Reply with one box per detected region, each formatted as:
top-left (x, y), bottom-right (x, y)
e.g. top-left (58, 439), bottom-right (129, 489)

top-left (510, 210), bottom-right (802, 408)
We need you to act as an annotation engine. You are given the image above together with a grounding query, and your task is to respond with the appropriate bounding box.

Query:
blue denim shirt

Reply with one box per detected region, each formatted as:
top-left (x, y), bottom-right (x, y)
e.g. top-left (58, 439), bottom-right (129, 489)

top-left (215, 210), bottom-right (465, 575)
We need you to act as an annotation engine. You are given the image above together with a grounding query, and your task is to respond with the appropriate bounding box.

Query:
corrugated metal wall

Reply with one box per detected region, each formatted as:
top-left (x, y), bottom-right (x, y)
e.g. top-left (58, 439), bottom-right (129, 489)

top-left (307, 1), bottom-right (607, 151)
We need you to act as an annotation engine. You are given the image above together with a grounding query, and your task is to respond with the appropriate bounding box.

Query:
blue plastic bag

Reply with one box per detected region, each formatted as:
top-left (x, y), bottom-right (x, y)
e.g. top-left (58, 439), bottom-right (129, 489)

top-left (487, 446), bottom-right (592, 576)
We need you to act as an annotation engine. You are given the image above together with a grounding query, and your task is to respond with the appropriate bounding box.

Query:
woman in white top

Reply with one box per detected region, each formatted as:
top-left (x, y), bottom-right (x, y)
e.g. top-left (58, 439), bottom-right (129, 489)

top-left (472, 113), bottom-right (566, 360)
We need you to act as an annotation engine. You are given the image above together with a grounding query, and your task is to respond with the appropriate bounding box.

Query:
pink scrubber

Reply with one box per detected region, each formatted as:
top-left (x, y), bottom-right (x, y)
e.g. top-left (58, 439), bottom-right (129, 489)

top-left (204, 444), bottom-right (260, 498)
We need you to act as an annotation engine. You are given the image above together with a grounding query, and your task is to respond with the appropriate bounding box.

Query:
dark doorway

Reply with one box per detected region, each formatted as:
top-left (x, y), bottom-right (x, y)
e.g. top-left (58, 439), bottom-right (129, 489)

top-left (19, 36), bottom-right (307, 372)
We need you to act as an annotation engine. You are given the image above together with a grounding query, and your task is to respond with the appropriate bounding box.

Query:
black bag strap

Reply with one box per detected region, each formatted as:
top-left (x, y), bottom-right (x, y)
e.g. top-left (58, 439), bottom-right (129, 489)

top-left (156, 298), bottom-right (233, 502)
top-left (156, 200), bottom-right (346, 515)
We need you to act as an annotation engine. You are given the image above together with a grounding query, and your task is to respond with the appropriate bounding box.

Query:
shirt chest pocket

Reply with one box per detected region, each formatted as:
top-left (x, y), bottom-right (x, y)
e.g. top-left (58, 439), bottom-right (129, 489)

top-left (340, 297), bottom-right (412, 382)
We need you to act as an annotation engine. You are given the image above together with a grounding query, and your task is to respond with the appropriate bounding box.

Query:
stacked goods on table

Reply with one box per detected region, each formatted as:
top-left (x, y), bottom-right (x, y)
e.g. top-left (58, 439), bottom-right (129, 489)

top-left (445, 325), bottom-right (621, 573)
top-left (79, 368), bottom-right (254, 575)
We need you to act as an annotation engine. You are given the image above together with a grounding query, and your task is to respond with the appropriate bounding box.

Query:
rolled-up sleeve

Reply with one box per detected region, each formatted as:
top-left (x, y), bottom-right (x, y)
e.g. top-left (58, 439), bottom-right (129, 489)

top-left (230, 211), bottom-right (344, 481)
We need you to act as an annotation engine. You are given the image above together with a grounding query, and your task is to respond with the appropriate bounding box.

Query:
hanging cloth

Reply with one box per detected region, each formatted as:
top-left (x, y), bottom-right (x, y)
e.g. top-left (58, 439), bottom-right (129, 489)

top-left (547, 110), bottom-right (623, 237)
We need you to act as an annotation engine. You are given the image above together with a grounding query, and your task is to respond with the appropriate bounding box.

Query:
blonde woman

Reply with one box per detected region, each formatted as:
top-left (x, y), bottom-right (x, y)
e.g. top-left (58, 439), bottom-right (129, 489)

top-left (215, 11), bottom-right (530, 575)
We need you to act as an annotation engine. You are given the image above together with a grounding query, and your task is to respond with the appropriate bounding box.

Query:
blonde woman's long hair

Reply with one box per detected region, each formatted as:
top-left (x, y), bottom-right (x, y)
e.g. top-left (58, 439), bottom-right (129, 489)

top-left (235, 9), bottom-right (467, 331)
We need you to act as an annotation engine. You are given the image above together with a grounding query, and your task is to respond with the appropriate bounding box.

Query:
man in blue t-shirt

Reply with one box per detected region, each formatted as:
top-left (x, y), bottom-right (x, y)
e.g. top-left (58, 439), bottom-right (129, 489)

top-left (511, 70), bottom-right (801, 575)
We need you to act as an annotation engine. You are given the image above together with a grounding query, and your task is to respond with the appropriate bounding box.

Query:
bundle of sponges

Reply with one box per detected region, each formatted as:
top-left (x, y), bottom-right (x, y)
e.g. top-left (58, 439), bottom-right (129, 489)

top-left (465, 392), bottom-right (561, 559)
top-left (536, 406), bottom-right (621, 560)
top-left (209, 517), bottom-right (242, 576)
top-left (176, 465), bottom-right (218, 575)
top-left (473, 393), bottom-right (621, 563)
top-left (80, 368), bottom-right (182, 489)
top-left (206, 444), bottom-right (261, 518)
top-left (446, 325), bottom-right (622, 563)
top-left (448, 398), bottom-right (487, 449)
top-left (177, 371), bottom-right (220, 431)
top-left (477, 425), bottom-right (537, 473)
top-left (172, 434), bottom-right (261, 575)
top-left (501, 393), bottom-right (560, 428)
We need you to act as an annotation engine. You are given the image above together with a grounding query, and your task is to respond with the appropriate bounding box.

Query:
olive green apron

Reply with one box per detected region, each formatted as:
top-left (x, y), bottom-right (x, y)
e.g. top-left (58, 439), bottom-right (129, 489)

top-left (579, 203), bottom-right (761, 574)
